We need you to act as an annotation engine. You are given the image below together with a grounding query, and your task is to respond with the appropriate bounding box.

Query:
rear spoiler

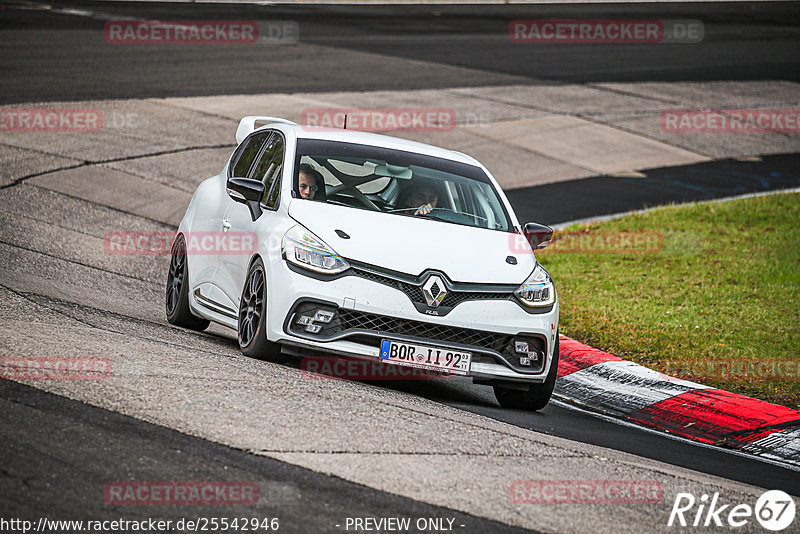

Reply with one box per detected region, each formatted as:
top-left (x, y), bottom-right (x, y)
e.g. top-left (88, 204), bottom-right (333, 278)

top-left (235, 116), bottom-right (296, 144)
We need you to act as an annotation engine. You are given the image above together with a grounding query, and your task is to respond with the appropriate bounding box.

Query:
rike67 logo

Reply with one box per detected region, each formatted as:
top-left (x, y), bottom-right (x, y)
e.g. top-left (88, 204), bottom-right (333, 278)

top-left (668, 490), bottom-right (796, 531)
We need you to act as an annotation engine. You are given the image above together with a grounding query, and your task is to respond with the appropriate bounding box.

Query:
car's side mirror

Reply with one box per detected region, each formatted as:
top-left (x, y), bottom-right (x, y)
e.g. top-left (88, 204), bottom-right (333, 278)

top-left (523, 222), bottom-right (553, 250)
top-left (227, 177), bottom-right (265, 221)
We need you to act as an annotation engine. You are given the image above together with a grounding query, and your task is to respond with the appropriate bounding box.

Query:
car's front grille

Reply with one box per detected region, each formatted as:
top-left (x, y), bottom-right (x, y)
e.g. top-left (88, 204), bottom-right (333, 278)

top-left (337, 309), bottom-right (513, 353)
top-left (440, 290), bottom-right (511, 308)
top-left (350, 265), bottom-right (514, 311)
top-left (290, 302), bottom-right (512, 354)
top-left (287, 301), bottom-right (547, 374)
top-left (350, 268), bottom-right (426, 303)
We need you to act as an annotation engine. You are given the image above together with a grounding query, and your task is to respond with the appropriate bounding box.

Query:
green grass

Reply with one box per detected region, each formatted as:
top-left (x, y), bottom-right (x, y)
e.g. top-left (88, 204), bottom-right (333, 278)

top-left (538, 192), bottom-right (800, 409)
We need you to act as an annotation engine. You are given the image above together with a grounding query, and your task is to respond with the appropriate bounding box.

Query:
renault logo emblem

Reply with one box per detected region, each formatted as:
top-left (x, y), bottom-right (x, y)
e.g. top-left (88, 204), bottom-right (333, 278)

top-left (422, 275), bottom-right (447, 308)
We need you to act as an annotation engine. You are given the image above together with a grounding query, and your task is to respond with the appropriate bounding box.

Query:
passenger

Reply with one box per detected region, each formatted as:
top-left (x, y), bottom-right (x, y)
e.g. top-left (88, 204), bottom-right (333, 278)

top-left (406, 183), bottom-right (439, 216)
top-left (297, 163), bottom-right (324, 200)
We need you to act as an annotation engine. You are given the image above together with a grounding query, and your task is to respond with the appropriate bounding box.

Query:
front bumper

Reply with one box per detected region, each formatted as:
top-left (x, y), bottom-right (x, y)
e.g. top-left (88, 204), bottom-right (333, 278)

top-left (265, 258), bottom-right (559, 383)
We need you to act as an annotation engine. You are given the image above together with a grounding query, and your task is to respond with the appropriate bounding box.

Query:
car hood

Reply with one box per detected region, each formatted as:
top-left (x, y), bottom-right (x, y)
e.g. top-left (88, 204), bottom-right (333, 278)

top-left (289, 201), bottom-right (534, 284)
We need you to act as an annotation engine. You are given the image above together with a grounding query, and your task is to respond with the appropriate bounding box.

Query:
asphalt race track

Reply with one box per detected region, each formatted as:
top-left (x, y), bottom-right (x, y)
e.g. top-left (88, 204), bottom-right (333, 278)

top-left (1, 2), bottom-right (799, 533)
top-left (508, 153), bottom-right (800, 225)
top-left (2, 2), bottom-right (800, 103)
top-left (0, 379), bottom-right (531, 534)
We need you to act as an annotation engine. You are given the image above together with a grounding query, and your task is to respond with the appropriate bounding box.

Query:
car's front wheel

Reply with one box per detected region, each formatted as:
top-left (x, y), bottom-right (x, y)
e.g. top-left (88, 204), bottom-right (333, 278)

top-left (166, 234), bottom-right (210, 331)
top-left (238, 258), bottom-right (285, 363)
top-left (493, 335), bottom-right (559, 411)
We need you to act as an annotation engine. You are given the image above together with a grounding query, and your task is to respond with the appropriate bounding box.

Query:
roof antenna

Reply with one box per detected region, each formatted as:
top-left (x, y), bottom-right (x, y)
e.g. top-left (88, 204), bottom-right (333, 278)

top-left (343, 114), bottom-right (348, 130)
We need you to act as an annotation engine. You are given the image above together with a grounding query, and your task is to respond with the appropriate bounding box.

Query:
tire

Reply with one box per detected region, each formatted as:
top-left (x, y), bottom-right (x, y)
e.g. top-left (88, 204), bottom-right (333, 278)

top-left (237, 258), bottom-right (285, 363)
top-left (494, 335), bottom-right (559, 411)
top-left (166, 234), bottom-right (210, 331)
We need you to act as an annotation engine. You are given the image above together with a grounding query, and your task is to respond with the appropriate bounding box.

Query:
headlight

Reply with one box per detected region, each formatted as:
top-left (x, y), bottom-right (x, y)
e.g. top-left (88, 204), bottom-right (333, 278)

top-left (515, 263), bottom-right (555, 307)
top-left (282, 225), bottom-right (350, 274)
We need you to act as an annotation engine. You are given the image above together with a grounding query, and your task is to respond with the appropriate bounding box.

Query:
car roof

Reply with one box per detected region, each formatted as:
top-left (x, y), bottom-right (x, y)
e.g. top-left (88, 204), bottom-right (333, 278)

top-left (270, 123), bottom-right (482, 168)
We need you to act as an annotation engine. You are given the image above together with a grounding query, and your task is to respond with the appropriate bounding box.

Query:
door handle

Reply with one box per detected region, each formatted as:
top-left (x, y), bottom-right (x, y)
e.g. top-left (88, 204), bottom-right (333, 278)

top-left (222, 220), bottom-right (231, 232)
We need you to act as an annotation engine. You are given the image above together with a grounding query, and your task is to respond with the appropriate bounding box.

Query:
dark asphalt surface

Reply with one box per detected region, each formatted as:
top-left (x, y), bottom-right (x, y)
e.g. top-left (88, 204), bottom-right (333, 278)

top-left (371, 376), bottom-right (800, 496)
top-left (1, 2), bottom-right (799, 103)
top-left (508, 153), bottom-right (800, 225)
top-left (0, 379), bottom-right (535, 533)
top-left (2, 2), bottom-right (799, 530)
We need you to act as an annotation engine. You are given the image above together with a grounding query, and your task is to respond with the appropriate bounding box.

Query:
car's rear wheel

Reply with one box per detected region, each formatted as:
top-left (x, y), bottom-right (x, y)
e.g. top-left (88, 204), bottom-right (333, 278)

top-left (493, 334), bottom-right (559, 411)
top-left (238, 258), bottom-right (285, 363)
top-left (166, 235), bottom-right (210, 331)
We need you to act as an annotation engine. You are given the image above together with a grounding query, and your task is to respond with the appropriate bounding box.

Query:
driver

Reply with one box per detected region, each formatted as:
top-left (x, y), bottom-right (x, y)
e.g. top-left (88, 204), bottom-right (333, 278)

top-left (406, 183), bottom-right (438, 216)
top-left (297, 163), bottom-right (323, 200)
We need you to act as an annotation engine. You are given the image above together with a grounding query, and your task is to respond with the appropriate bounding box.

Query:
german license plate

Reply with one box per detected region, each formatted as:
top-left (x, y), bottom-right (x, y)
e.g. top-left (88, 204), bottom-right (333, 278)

top-left (380, 339), bottom-right (471, 375)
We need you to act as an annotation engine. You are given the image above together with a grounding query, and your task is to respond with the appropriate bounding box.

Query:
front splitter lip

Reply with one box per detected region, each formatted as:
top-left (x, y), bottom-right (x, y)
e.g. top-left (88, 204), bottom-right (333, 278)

top-left (278, 334), bottom-right (549, 384)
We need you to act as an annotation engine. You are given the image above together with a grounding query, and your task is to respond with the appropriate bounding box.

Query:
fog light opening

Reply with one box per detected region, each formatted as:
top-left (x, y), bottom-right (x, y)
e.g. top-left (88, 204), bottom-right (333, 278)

top-left (292, 304), bottom-right (339, 337)
top-left (512, 337), bottom-right (543, 368)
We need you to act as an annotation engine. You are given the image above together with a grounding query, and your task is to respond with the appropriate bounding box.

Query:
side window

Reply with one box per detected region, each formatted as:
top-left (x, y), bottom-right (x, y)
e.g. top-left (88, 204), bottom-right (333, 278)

top-left (251, 133), bottom-right (285, 209)
top-left (231, 131), bottom-right (271, 178)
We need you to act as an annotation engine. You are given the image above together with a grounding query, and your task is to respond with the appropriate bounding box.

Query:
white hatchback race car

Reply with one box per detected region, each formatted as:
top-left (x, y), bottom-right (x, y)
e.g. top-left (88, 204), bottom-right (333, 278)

top-left (166, 117), bottom-right (559, 410)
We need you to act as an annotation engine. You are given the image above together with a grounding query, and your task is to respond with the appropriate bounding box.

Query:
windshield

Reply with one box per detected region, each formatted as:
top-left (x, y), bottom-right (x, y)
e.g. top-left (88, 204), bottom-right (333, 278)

top-left (294, 139), bottom-right (512, 232)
